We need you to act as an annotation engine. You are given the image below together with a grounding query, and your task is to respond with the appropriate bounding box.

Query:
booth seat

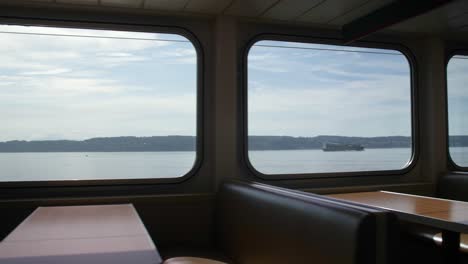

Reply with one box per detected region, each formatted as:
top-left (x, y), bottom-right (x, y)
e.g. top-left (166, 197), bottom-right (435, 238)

top-left (164, 180), bottom-right (396, 264)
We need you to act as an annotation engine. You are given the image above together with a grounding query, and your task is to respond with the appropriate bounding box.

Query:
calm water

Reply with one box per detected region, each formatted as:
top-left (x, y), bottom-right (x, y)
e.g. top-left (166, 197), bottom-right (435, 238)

top-left (449, 147), bottom-right (468, 167)
top-left (0, 152), bottom-right (196, 181)
top-left (1, 147), bottom-right (468, 181)
top-left (249, 148), bottom-right (412, 174)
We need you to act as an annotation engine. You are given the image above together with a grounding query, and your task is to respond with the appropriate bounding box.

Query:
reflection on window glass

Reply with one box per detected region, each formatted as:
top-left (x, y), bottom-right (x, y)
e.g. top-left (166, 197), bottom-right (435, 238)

top-left (448, 55), bottom-right (468, 167)
top-left (0, 25), bottom-right (197, 181)
top-left (248, 40), bottom-right (412, 175)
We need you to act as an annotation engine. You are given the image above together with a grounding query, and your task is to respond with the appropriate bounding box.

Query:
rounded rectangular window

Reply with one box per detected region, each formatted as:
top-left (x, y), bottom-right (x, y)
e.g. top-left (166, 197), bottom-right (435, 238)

top-left (0, 25), bottom-right (198, 182)
top-left (247, 40), bottom-right (413, 176)
top-left (448, 54), bottom-right (468, 168)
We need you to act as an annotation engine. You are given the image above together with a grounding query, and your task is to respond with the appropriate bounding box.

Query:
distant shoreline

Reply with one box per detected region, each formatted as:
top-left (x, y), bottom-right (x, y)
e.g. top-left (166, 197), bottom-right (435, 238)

top-left (0, 135), bottom-right (466, 152)
top-left (0, 147), bottom-right (416, 154)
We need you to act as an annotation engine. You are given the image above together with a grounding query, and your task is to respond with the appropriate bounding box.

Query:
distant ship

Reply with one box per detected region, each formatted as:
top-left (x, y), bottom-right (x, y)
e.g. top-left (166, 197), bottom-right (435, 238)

top-left (322, 142), bottom-right (364, 151)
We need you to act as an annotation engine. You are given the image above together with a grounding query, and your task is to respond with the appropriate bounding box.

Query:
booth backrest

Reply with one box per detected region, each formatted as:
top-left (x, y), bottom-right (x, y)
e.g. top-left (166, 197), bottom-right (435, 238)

top-left (437, 173), bottom-right (468, 201)
top-left (215, 181), bottom-right (379, 264)
top-left (249, 181), bottom-right (399, 264)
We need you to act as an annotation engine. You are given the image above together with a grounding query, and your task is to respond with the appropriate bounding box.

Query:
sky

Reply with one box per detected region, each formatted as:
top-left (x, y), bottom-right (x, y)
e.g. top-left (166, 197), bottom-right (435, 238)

top-left (248, 40), bottom-right (412, 137)
top-left (447, 55), bottom-right (468, 136)
top-left (0, 25), bottom-right (197, 141)
top-left (1, 25), bottom-right (465, 141)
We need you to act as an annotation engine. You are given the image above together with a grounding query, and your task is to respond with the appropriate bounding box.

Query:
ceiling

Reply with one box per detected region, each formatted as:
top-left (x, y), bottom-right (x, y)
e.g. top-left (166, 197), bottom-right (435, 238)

top-left (2, 0), bottom-right (468, 39)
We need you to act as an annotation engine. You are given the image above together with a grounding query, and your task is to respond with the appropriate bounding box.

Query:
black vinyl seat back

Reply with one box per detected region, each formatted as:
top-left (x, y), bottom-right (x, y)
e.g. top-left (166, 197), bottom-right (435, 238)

top-left (437, 173), bottom-right (468, 201)
top-left (215, 181), bottom-right (377, 264)
top-left (250, 182), bottom-right (400, 264)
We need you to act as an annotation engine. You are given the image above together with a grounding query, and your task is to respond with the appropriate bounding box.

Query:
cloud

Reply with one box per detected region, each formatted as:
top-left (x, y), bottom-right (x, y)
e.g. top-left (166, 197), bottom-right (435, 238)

top-left (0, 75), bottom-right (124, 97)
top-left (247, 43), bottom-right (412, 137)
top-left (249, 82), bottom-right (412, 137)
top-left (248, 42), bottom-right (408, 78)
top-left (21, 68), bottom-right (72, 76)
top-left (248, 52), bottom-right (290, 73)
top-left (0, 25), bottom-right (190, 73)
top-left (155, 47), bottom-right (197, 64)
top-left (0, 25), bottom-right (171, 51)
top-left (0, 25), bottom-right (198, 141)
top-left (0, 81), bottom-right (197, 141)
top-left (447, 57), bottom-right (468, 98)
top-left (447, 56), bottom-right (468, 135)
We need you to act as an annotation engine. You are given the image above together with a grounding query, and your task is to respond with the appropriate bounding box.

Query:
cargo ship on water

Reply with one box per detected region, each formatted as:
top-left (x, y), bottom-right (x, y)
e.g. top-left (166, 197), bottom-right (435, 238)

top-left (322, 142), bottom-right (365, 151)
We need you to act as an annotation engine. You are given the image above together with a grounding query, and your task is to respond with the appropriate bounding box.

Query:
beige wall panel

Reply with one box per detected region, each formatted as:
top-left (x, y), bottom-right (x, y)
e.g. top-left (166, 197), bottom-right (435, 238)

top-left (225, 0), bottom-right (278, 17)
top-left (327, 0), bottom-right (393, 25)
top-left (184, 0), bottom-right (233, 14)
top-left (101, 0), bottom-right (143, 8)
top-left (144, 0), bottom-right (189, 11)
top-left (449, 15), bottom-right (468, 30)
top-left (57, 0), bottom-right (98, 5)
top-left (262, 0), bottom-right (325, 21)
top-left (389, 11), bottom-right (449, 34)
top-left (388, 1), bottom-right (468, 34)
top-left (445, 0), bottom-right (468, 21)
top-left (297, 0), bottom-right (368, 23)
top-left (447, 0), bottom-right (468, 29)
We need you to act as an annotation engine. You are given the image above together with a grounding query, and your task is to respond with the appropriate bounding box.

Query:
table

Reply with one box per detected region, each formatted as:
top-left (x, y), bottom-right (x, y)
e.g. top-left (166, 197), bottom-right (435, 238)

top-left (0, 204), bottom-right (162, 264)
top-left (328, 191), bottom-right (468, 263)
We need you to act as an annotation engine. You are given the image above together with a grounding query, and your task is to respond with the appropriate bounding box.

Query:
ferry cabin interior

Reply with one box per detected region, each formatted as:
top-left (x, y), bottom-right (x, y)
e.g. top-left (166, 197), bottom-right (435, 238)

top-left (0, 0), bottom-right (468, 263)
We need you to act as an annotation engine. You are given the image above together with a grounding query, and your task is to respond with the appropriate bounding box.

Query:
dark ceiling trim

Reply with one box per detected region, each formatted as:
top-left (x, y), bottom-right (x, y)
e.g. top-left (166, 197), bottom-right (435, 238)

top-left (342, 0), bottom-right (454, 44)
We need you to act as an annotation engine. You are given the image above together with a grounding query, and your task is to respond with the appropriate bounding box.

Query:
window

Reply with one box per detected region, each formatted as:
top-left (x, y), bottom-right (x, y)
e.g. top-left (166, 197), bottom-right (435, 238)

top-left (0, 25), bottom-right (198, 182)
top-left (247, 40), bottom-right (413, 176)
top-left (447, 54), bottom-right (468, 168)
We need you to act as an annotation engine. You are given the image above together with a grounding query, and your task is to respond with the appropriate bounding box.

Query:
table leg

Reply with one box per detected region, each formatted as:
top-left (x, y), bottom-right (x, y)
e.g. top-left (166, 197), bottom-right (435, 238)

top-left (441, 230), bottom-right (460, 263)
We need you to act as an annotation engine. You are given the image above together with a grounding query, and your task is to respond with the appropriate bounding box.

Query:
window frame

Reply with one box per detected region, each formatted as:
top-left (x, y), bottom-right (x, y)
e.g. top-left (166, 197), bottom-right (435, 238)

top-left (241, 33), bottom-right (419, 180)
top-left (446, 51), bottom-right (468, 172)
top-left (0, 19), bottom-right (204, 188)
